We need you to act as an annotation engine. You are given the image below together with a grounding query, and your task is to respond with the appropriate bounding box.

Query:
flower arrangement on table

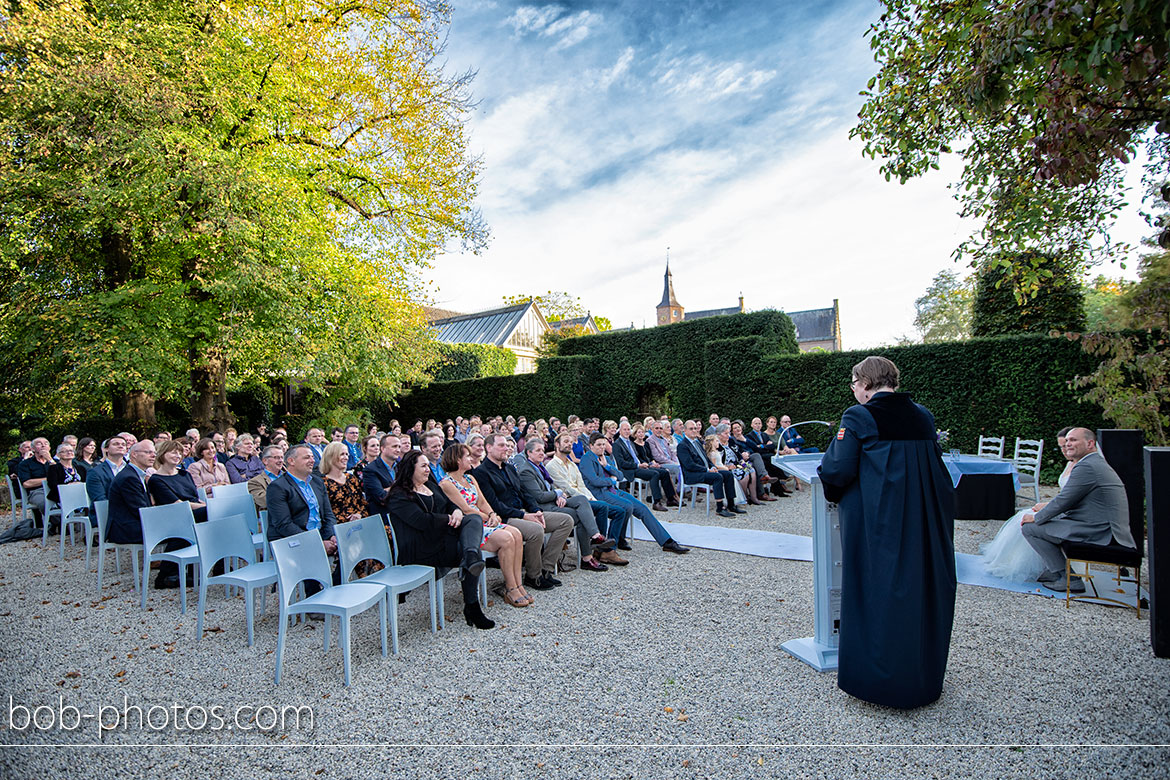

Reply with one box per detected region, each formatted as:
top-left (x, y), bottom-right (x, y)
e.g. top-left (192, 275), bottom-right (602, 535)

top-left (936, 430), bottom-right (950, 448)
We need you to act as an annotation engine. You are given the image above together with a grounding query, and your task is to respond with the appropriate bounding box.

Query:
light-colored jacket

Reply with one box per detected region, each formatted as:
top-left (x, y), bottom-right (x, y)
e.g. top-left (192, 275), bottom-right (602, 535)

top-left (545, 454), bottom-right (596, 501)
top-left (648, 433), bottom-right (678, 465)
top-left (188, 458), bottom-right (230, 496)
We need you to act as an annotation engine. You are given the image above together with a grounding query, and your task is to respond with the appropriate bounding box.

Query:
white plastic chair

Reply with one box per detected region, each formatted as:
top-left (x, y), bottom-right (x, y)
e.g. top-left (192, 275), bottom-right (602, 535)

top-left (1013, 437), bottom-right (1044, 504)
top-left (335, 517), bottom-right (437, 655)
top-left (94, 500), bottom-right (142, 594)
top-left (139, 502), bottom-right (200, 613)
top-left (206, 493), bottom-right (267, 561)
top-left (631, 477), bottom-right (650, 502)
top-left (6, 475), bottom-right (25, 528)
top-left (56, 483), bottom-right (93, 564)
top-left (209, 481), bottom-right (251, 502)
top-left (193, 516), bottom-right (278, 646)
top-left (677, 472), bottom-right (712, 518)
top-left (40, 484), bottom-right (62, 547)
top-left (978, 435), bottom-right (1005, 459)
top-left (270, 530), bottom-right (387, 687)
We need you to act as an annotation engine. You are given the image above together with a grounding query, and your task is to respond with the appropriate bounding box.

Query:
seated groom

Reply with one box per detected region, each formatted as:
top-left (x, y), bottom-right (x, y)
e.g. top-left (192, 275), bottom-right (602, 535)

top-left (1021, 427), bottom-right (1136, 593)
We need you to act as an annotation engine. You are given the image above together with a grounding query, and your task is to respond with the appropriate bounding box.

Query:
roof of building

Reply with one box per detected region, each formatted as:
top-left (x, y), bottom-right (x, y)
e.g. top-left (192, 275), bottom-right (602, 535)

top-left (430, 303), bottom-right (533, 346)
top-left (421, 305), bottom-right (464, 323)
top-left (549, 315), bottom-right (599, 333)
top-left (787, 306), bottom-right (837, 342)
top-left (658, 263), bottom-right (681, 309)
top-left (683, 307), bottom-right (743, 321)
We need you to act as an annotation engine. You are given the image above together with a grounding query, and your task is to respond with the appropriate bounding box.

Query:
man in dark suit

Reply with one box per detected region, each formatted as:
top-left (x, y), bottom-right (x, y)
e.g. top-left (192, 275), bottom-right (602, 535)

top-left (677, 419), bottom-right (740, 519)
top-left (86, 435), bottom-right (128, 525)
top-left (612, 421), bottom-right (678, 511)
top-left (106, 439), bottom-right (189, 589)
top-left (266, 444), bottom-right (336, 550)
top-left (362, 433), bottom-right (402, 521)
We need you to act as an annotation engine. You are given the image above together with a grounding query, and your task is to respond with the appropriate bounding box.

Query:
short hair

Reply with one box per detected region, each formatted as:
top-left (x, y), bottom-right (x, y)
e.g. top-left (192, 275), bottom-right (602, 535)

top-left (234, 432), bottom-right (254, 449)
top-left (555, 432), bottom-right (575, 448)
top-left (55, 442), bottom-right (74, 457)
top-left (185, 428), bottom-right (200, 439)
top-left (524, 438), bottom-right (544, 455)
top-left (1077, 427), bottom-right (1097, 442)
top-left (154, 439), bottom-right (185, 468)
top-left (672, 418), bottom-right (683, 427)
top-left (261, 445), bottom-right (283, 460)
top-left (330, 427), bottom-right (343, 436)
top-left (588, 432), bottom-right (608, 445)
top-left (731, 419), bottom-right (746, 431)
top-left (851, 355), bottom-right (900, 391)
top-left (362, 435), bottom-right (379, 450)
top-left (379, 433), bottom-right (400, 448)
top-left (1057, 426), bottom-right (1074, 438)
top-left (441, 443), bottom-right (469, 473)
top-left (420, 429), bottom-right (445, 449)
top-left (345, 424), bottom-right (360, 433)
top-left (466, 433), bottom-right (485, 448)
top-left (194, 437), bottom-right (216, 459)
top-left (714, 423), bottom-right (730, 435)
top-left (484, 432), bottom-right (508, 448)
top-left (285, 443), bottom-right (313, 462)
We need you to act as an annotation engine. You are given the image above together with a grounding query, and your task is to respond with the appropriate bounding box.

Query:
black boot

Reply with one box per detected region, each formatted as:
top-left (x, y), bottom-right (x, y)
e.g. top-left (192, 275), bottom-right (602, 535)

top-left (463, 602), bottom-right (495, 629)
top-left (460, 550), bottom-right (485, 581)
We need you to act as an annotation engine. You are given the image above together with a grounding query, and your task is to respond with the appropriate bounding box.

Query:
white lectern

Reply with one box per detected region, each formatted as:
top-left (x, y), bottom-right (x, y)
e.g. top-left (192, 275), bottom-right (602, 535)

top-left (772, 452), bottom-right (840, 672)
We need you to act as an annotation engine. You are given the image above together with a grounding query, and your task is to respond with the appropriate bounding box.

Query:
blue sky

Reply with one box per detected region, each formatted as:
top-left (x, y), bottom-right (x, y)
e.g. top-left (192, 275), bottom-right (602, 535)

top-left (430, 0), bottom-right (1146, 347)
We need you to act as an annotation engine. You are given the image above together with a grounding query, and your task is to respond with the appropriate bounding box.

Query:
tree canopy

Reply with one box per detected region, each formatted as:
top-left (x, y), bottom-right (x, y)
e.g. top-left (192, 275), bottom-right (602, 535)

top-left (852, 0), bottom-right (1170, 284)
top-left (0, 0), bottom-right (485, 430)
top-left (972, 252), bottom-right (1086, 336)
top-left (914, 269), bottom-right (973, 342)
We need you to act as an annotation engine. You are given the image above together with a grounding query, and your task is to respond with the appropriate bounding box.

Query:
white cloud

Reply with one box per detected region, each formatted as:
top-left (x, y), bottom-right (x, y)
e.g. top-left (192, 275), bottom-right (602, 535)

top-left (504, 5), bottom-right (599, 50)
top-left (657, 54), bottom-right (777, 100)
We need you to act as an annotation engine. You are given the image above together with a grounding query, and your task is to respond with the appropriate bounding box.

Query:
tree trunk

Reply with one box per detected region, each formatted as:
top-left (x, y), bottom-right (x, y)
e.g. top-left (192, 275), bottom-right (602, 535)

top-left (121, 390), bottom-right (157, 430)
top-left (190, 349), bottom-right (235, 432)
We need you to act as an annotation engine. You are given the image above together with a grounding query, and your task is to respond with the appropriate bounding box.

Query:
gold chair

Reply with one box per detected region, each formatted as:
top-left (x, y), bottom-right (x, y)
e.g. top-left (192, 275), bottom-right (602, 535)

top-left (1061, 540), bottom-right (1144, 617)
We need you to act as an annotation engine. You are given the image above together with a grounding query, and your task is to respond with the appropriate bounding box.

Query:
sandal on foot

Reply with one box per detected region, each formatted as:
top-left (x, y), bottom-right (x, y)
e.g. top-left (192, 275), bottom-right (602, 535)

top-left (504, 586), bottom-right (528, 608)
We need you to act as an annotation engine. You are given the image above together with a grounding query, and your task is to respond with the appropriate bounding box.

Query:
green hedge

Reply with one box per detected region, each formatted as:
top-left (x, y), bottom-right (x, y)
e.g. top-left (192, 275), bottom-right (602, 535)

top-left (559, 311), bottom-right (798, 418)
top-left (428, 343), bottom-right (517, 382)
top-left (388, 355), bottom-right (592, 425)
top-left (708, 334), bottom-right (1105, 481)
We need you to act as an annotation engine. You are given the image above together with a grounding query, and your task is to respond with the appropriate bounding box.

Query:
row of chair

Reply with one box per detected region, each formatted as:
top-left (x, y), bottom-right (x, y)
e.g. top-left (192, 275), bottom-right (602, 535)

top-left (977, 435), bottom-right (1043, 503)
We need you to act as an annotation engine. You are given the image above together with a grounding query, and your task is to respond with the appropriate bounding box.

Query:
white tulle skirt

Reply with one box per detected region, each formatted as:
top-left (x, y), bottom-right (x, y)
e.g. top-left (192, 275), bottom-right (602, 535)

top-left (980, 509), bottom-right (1046, 583)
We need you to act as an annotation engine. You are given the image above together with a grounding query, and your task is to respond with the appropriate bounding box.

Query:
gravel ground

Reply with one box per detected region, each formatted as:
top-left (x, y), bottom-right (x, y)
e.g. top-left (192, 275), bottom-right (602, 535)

top-left (0, 490), bottom-right (1166, 778)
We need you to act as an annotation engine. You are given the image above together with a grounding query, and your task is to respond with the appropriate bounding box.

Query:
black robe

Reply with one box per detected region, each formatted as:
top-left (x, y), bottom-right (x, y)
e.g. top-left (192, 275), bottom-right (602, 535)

top-left (817, 391), bottom-right (956, 709)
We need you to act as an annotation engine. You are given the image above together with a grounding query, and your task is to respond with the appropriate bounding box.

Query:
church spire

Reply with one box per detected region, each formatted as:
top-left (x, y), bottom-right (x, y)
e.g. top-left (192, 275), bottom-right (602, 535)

top-left (658, 260), bottom-right (680, 308)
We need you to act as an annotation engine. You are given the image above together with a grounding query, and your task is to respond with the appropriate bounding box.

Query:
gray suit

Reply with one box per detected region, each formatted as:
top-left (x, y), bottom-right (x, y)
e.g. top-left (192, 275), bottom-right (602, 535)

top-left (511, 454), bottom-right (600, 553)
top-left (1022, 451), bottom-right (1136, 573)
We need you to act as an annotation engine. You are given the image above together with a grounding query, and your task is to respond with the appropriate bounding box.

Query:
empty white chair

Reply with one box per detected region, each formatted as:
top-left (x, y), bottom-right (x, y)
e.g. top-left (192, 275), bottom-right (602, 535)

top-left (335, 517), bottom-right (437, 655)
top-left (139, 502), bottom-right (200, 613)
top-left (977, 435), bottom-right (1005, 459)
top-left (57, 483), bottom-right (94, 564)
top-left (1013, 437), bottom-right (1044, 504)
top-left (270, 530), bottom-right (387, 687)
top-left (206, 493), bottom-right (266, 561)
top-left (40, 485), bottom-right (62, 547)
top-left (6, 476), bottom-right (25, 528)
top-left (94, 500), bottom-right (142, 594)
top-left (193, 516), bottom-right (278, 646)
top-left (207, 481), bottom-right (251, 502)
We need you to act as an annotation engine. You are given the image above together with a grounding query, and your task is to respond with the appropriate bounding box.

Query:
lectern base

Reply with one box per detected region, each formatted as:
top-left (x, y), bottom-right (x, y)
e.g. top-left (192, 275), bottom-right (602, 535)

top-left (781, 637), bottom-right (838, 672)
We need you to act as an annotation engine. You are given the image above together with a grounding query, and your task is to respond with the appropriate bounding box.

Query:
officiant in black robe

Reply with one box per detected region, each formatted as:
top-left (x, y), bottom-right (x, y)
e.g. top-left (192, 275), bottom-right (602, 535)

top-left (818, 356), bottom-right (956, 709)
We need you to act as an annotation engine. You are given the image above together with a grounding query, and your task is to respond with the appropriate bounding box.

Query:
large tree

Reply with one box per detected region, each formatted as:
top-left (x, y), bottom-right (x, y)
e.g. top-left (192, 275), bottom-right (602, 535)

top-left (0, 0), bottom-right (485, 430)
top-left (852, 0), bottom-right (1170, 284)
top-left (913, 269), bottom-right (973, 342)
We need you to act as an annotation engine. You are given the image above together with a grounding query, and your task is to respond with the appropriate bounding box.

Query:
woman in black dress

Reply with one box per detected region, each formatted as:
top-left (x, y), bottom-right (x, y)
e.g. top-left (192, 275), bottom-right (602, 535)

top-left (147, 440), bottom-right (208, 523)
top-left (385, 450), bottom-right (494, 629)
top-left (46, 442), bottom-right (87, 506)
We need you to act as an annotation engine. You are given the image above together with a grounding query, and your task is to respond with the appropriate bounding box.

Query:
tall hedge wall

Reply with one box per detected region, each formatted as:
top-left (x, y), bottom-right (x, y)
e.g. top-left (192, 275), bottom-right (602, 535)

top-left (393, 331), bottom-right (1107, 483)
top-left (558, 310), bottom-right (798, 419)
top-left (707, 333), bottom-right (1104, 481)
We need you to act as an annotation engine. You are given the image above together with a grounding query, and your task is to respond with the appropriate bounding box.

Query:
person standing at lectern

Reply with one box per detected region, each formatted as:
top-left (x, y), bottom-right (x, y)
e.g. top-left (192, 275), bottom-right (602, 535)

top-left (817, 356), bottom-right (957, 709)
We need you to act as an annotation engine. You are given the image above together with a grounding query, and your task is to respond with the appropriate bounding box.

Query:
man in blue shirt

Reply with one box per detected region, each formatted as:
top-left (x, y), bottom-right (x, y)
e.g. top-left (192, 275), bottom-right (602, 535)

top-left (343, 425), bottom-right (363, 469)
top-left (779, 415), bottom-right (820, 453)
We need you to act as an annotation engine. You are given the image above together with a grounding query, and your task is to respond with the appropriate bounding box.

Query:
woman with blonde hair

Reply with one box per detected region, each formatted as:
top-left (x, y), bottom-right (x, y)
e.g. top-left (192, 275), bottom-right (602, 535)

top-left (321, 441), bottom-right (365, 524)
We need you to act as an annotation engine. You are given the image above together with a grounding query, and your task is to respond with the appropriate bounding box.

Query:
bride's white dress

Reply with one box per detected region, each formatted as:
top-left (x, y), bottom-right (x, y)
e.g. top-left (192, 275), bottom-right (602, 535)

top-left (980, 462), bottom-right (1072, 582)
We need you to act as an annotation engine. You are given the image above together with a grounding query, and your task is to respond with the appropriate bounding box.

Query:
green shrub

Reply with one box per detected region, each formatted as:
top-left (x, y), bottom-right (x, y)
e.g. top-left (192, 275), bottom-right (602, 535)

top-left (428, 343), bottom-right (517, 382)
top-left (972, 252), bottom-right (1086, 336)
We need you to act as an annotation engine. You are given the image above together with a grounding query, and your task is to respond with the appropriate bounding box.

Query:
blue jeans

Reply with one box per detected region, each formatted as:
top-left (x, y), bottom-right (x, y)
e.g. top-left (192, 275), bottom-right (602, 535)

top-left (596, 489), bottom-right (671, 546)
top-left (588, 500), bottom-right (628, 543)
